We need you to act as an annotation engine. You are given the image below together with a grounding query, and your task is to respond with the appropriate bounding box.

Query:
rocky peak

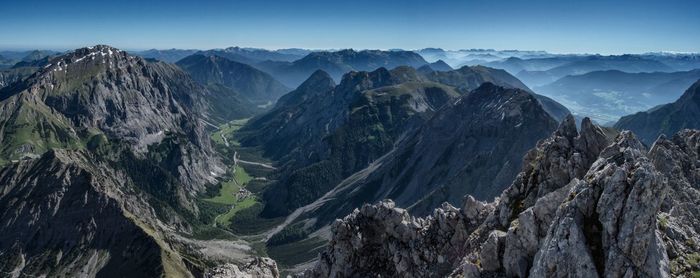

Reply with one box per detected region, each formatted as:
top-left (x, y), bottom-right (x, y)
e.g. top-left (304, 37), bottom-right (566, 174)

top-left (336, 67), bottom-right (394, 92)
top-left (206, 257), bottom-right (280, 278)
top-left (299, 69), bottom-right (336, 91)
top-left (275, 69), bottom-right (335, 108)
top-left (531, 130), bottom-right (668, 277)
top-left (305, 198), bottom-right (494, 277)
top-left (647, 130), bottom-right (700, 275)
top-left (492, 114), bottom-right (612, 228)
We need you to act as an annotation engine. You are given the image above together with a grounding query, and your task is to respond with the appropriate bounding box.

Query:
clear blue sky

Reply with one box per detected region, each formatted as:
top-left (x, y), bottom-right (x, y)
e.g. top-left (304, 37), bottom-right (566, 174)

top-left (1, 0), bottom-right (698, 54)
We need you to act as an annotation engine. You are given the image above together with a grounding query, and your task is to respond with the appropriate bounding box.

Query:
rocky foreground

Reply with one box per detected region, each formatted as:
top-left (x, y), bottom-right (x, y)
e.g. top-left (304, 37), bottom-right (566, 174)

top-left (300, 116), bottom-right (700, 277)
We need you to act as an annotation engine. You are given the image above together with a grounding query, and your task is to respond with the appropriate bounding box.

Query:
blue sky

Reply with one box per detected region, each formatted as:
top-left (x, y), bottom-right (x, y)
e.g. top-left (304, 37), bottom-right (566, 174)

top-left (1, 0), bottom-right (698, 54)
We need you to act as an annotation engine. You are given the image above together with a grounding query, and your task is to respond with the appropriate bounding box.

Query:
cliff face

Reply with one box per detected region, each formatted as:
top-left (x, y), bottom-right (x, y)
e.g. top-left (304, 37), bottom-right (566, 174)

top-left (0, 150), bottom-right (183, 277)
top-left (0, 45), bottom-right (222, 192)
top-left (303, 120), bottom-right (700, 277)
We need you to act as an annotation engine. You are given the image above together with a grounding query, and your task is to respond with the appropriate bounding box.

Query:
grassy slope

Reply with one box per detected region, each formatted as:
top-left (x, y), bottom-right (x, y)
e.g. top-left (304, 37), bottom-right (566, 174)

top-left (203, 118), bottom-right (263, 227)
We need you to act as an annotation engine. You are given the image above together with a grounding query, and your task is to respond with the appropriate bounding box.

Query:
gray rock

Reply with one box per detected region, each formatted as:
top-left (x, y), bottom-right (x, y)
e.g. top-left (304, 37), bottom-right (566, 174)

top-left (531, 131), bottom-right (668, 277)
top-left (206, 257), bottom-right (280, 278)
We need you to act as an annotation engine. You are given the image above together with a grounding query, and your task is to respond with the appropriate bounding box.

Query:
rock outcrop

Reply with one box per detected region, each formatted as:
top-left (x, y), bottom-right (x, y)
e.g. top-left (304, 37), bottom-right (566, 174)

top-left (530, 131), bottom-right (668, 277)
top-left (305, 198), bottom-right (493, 277)
top-left (648, 130), bottom-right (700, 276)
top-left (206, 257), bottom-right (280, 278)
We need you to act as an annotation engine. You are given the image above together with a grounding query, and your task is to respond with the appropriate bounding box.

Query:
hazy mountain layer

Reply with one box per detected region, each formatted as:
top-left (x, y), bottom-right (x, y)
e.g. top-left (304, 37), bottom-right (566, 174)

top-left (256, 49), bottom-right (429, 87)
top-left (177, 54), bottom-right (289, 102)
top-left (615, 79), bottom-right (700, 144)
top-left (536, 69), bottom-right (700, 123)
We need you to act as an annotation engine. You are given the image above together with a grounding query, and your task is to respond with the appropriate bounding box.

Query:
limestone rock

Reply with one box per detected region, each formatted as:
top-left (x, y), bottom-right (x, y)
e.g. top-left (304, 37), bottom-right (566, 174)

top-left (206, 258), bottom-right (280, 278)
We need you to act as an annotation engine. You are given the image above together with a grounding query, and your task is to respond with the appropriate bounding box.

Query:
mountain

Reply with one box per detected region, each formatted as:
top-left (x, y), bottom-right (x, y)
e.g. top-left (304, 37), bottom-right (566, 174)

top-left (514, 55), bottom-right (674, 87)
top-left (285, 83), bottom-right (559, 228)
top-left (130, 48), bottom-right (199, 63)
top-left (176, 54), bottom-right (289, 105)
top-left (417, 59), bottom-right (453, 73)
top-left (2, 47), bottom-right (293, 278)
top-left (0, 45), bottom-right (282, 277)
top-left (615, 79), bottom-right (700, 144)
top-left (421, 65), bottom-right (570, 121)
top-left (0, 66), bottom-right (37, 89)
top-left (641, 52), bottom-right (700, 71)
top-left (198, 47), bottom-right (310, 63)
top-left (0, 54), bottom-right (15, 68)
top-left (0, 149), bottom-right (186, 277)
top-left (304, 118), bottom-right (700, 277)
top-left (240, 64), bottom-right (560, 218)
top-left (256, 49), bottom-right (429, 87)
top-left (241, 66), bottom-right (460, 216)
top-left (536, 69), bottom-right (700, 123)
top-left (483, 56), bottom-right (584, 74)
top-left (416, 48), bottom-right (555, 68)
top-left (21, 50), bottom-right (58, 62)
top-left (0, 50), bottom-right (58, 69)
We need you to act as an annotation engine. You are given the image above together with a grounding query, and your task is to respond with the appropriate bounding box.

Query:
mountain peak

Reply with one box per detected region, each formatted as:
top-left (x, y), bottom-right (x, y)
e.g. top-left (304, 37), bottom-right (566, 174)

top-left (36, 45), bottom-right (137, 77)
top-left (300, 69), bottom-right (336, 89)
top-left (555, 114), bottom-right (578, 137)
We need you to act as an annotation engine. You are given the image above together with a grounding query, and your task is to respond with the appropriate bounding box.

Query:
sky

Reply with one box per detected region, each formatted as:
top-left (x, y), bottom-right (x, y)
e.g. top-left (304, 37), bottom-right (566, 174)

top-left (1, 0), bottom-right (699, 54)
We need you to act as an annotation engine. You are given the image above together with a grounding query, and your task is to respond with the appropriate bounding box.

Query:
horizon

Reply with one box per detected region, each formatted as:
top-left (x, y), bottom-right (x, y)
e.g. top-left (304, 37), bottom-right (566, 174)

top-left (2, 44), bottom-right (700, 57)
top-left (1, 0), bottom-right (698, 55)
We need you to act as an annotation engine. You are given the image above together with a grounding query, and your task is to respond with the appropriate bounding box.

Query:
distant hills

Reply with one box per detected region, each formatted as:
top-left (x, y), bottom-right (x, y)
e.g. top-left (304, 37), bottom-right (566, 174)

top-left (513, 55), bottom-right (674, 87)
top-left (417, 60), bottom-right (453, 73)
top-left (197, 47), bottom-right (311, 64)
top-left (416, 48), bottom-right (553, 68)
top-left (0, 49), bottom-right (59, 69)
top-left (255, 49), bottom-right (430, 87)
top-left (535, 69), bottom-right (700, 123)
top-left (129, 48), bottom-right (199, 63)
top-left (615, 79), bottom-right (700, 144)
top-left (176, 54), bottom-right (289, 117)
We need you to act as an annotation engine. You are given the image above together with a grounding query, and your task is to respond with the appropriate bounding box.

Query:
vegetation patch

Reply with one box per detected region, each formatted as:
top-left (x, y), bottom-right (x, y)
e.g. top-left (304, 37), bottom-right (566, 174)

top-left (267, 222), bottom-right (309, 247)
top-left (228, 203), bottom-right (284, 235)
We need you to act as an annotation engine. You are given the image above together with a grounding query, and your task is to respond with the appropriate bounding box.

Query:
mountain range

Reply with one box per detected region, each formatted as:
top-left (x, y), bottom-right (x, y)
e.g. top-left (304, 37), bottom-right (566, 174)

top-left (615, 79), bottom-right (700, 144)
top-left (175, 54), bottom-right (290, 122)
top-left (0, 44), bottom-right (699, 278)
top-left (254, 49), bottom-right (430, 87)
top-left (535, 69), bottom-right (700, 123)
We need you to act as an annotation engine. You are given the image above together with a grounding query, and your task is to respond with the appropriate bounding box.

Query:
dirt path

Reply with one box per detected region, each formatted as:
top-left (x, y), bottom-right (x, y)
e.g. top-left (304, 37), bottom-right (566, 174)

top-left (234, 151), bottom-right (276, 169)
